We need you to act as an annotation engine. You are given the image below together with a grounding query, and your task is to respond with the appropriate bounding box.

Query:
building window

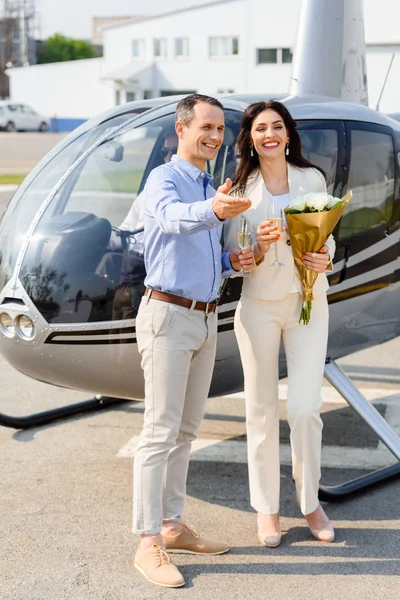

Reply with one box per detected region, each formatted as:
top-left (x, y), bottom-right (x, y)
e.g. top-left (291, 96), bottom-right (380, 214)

top-left (257, 48), bottom-right (278, 64)
top-left (161, 89), bottom-right (196, 96)
top-left (132, 39), bottom-right (145, 58)
top-left (153, 38), bottom-right (167, 58)
top-left (175, 38), bottom-right (189, 57)
top-left (126, 92), bottom-right (135, 103)
top-left (257, 48), bottom-right (293, 64)
top-left (282, 48), bottom-right (293, 63)
top-left (115, 90), bottom-right (121, 106)
top-left (209, 36), bottom-right (239, 58)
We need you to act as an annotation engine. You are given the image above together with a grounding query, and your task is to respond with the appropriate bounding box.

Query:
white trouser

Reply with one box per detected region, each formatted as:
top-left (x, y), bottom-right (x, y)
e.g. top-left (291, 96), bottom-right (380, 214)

top-left (133, 296), bottom-right (217, 534)
top-left (234, 292), bottom-right (329, 516)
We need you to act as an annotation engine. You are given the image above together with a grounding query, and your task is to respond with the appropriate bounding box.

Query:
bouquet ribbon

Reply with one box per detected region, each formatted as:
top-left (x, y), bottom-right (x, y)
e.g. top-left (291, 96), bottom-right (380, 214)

top-left (285, 192), bottom-right (352, 324)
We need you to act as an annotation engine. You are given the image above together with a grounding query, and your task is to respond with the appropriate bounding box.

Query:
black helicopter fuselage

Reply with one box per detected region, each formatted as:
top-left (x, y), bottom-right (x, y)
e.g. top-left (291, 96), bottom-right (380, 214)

top-left (0, 94), bottom-right (399, 398)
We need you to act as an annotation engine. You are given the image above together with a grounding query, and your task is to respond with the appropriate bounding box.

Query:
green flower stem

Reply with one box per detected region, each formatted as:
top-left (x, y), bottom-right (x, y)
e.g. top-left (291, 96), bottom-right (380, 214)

top-left (299, 300), bottom-right (312, 325)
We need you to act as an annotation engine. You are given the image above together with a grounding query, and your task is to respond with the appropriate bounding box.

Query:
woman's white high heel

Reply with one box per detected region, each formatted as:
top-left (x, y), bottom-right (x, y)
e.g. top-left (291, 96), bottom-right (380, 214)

top-left (257, 513), bottom-right (282, 547)
top-left (257, 531), bottom-right (282, 547)
top-left (308, 521), bottom-right (335, 543)
top-left (295, 495), bottom-right (335, 543)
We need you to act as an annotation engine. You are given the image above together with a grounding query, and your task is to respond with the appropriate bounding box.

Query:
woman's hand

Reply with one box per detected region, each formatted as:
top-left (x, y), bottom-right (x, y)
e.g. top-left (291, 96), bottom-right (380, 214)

top-left (255, 220), bottom-right (285, 254)
top-left (301, 245), bottom-right (330, 273)
top-left (230, 246), bottom-right (255, 273)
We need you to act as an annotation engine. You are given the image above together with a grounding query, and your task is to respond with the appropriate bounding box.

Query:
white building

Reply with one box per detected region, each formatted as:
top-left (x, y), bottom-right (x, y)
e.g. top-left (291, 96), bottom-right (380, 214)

top-left (6, 0), bottom-right (400, 123)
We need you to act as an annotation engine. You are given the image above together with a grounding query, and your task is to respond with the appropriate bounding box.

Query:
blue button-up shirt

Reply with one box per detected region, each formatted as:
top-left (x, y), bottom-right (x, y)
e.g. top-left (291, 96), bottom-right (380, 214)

top-left (142, 155), bottom-right (233, 302)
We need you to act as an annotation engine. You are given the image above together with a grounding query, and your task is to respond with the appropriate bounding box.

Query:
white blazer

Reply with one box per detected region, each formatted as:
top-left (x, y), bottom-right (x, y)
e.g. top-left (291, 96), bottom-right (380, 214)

top-left (223, 164), bottom-right (336, 301)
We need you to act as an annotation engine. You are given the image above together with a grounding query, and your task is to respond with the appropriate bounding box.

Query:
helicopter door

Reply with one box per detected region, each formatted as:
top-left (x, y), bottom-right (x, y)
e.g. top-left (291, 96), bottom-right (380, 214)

top-left (333, 122), bottom-right (397, 296)
top-left (296, 120), bottom-right (347, 286)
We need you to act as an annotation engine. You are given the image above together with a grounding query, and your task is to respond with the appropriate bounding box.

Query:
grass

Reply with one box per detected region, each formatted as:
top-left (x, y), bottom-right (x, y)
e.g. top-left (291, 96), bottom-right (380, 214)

top-left (0, 174), bottom-right (26, 185)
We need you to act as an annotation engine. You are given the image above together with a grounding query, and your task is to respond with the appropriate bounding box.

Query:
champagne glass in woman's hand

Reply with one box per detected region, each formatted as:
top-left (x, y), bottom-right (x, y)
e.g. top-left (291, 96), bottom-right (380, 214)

top-left (237, 215), bottom-right (252, 274)
top-left (268, 199), bottom-right (285, 267)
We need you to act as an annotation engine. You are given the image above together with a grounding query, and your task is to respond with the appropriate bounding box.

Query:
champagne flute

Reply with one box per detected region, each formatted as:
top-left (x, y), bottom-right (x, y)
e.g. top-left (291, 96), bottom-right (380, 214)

top-left (237, 215), bottom-right (252, 274)
top-left (268, 199), bottom-right (285, 267)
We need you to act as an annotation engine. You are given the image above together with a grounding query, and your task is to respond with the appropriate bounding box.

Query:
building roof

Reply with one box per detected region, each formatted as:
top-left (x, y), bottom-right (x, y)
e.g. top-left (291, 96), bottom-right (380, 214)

top-left (102, 0), bottom-right (242, 31)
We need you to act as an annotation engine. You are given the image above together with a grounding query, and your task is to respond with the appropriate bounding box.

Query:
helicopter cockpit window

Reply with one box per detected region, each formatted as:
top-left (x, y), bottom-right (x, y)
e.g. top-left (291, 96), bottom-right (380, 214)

top-left (17, 114), bottom-right (178, 325)
top-left (0, 113), bottom-right (139, 291)
top-left (339, 130), bottom-right (395, 239)
top-left (298, 129), bottom-right (338, 193)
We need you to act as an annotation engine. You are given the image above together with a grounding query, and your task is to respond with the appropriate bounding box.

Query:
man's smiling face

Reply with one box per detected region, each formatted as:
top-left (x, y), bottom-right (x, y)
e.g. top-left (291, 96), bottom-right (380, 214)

top-left (176, 102), bottom-right (225, 169)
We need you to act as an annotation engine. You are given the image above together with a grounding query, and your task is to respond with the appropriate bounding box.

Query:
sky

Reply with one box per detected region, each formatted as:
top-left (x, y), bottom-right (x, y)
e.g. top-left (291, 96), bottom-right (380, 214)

top-left (35, 0), bottom-right (204, 40)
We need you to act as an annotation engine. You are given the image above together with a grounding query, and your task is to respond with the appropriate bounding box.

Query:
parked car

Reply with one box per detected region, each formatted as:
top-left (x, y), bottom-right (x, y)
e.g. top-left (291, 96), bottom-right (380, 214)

top-left (0, 101), bottom-right (50, 132)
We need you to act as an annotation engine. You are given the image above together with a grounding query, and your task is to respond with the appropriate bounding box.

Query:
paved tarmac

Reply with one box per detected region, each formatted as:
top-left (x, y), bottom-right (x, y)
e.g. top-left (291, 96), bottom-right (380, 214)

top-left (0, 132), bottom-right (399, 599)
top-left (1, 337), bottom-right (400, 600)
top-left (0, 132), bottom-right (67, 174)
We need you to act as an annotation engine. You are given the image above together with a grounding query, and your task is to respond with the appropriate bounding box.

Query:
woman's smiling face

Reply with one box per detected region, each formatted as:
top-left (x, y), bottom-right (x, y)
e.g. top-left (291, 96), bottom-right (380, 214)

top-left (250, 109), bottom-right (288, 161)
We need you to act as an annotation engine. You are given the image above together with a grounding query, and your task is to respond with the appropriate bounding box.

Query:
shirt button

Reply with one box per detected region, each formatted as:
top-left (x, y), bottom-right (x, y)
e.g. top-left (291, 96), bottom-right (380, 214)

top-left (286, 240), bottom-right (291, 246)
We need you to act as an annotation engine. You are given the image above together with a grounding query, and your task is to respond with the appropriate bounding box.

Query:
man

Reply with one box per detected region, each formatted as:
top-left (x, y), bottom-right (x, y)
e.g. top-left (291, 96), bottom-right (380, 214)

top-left (133, 94), bottom-right (254, 588)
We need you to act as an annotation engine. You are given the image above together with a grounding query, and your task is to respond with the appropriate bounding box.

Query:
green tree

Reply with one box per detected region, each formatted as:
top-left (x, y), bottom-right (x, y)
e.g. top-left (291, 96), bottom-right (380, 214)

top-left (37, 34), bottom-right (96, 64)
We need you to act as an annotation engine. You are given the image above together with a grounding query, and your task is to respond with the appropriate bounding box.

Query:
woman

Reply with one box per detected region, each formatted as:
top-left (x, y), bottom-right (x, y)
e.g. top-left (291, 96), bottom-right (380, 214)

top-left (224, 100), bottom-right (335, 547)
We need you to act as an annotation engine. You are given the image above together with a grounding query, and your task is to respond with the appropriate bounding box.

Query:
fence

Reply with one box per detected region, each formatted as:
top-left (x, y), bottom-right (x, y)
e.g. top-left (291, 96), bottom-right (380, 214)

top-left (50, 117), bottom-right (87, 133)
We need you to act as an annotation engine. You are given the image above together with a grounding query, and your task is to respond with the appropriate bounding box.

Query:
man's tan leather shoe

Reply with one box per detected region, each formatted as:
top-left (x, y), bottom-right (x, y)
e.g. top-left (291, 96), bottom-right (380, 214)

top-left (134, 542), bottom-right (185, 588)
top-left (163, 523), bottom-right (230, 555)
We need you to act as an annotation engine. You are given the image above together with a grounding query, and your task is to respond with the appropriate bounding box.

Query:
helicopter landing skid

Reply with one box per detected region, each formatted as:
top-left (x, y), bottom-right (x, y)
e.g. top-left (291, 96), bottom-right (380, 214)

top-left (0, 396), bottom-right (130, 429)
top-left (319, 359), bottom-right (400, 501)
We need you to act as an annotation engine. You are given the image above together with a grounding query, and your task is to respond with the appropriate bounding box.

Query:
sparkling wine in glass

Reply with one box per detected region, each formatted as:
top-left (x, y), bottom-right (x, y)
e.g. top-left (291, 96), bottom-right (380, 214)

top-left (237, 216), bottom-right (252, 274)
top-left (268, 200), bottom-right (284, 267)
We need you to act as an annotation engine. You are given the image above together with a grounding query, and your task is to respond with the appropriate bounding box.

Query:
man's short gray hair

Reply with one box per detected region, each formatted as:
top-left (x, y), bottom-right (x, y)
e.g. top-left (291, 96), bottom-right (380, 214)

top-left (176, 94), bottom-right (223, 126)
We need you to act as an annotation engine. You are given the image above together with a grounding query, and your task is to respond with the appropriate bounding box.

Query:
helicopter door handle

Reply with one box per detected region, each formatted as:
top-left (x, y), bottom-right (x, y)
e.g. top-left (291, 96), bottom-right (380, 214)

top-left (74, 290), bottom-right (83, 313)
top-left (337, 245), bottom-right (351, 284)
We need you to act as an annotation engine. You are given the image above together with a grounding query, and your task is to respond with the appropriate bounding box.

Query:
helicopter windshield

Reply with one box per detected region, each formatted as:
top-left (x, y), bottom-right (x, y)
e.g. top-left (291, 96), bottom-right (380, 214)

top-left (15, 110), bottom-right (242, 325)
top-left (0, 112), bottom-right (138, 291)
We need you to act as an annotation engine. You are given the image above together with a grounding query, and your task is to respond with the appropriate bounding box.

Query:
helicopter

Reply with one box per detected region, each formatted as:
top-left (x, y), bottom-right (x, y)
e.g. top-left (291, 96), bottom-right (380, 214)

top-left (0, 0), bottom-right (399, 500)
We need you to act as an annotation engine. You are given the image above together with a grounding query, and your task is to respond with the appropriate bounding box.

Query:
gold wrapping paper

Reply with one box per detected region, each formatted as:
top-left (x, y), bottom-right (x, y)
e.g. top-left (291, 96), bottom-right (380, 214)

top-left (285, 192), bottom-right (352, 324)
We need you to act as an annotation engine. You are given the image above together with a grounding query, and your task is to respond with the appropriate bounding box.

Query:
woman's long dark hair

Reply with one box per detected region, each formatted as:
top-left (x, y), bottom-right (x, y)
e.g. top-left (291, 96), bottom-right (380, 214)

top-left (232, 100), bottom-right (326, 195)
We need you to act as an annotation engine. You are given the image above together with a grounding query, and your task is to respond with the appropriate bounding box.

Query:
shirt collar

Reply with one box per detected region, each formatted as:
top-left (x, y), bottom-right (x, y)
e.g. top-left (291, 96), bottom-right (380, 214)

top-left (171, 154), bottom-right (213, 184)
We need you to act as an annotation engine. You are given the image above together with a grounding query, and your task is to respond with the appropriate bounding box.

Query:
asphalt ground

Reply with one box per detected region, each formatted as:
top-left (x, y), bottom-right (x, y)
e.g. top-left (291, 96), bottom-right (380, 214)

top-left (0, 133), bottom-right (399, 599)
top-left (0, 343), bottom-right (400, 600)
top-left (0, 132), bottom-right (67, 174)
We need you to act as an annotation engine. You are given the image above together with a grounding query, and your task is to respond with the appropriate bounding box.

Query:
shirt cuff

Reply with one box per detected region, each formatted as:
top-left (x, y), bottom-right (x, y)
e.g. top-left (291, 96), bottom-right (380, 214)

top-left (221, 251), bottom-right (236, 278)
top-left (195, 197), bottom-right (221, 227)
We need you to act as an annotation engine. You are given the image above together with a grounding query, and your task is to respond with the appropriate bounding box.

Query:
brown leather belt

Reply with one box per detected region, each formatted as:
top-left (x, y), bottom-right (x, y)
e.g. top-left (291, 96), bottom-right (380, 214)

top-left (145, 288), bottom-right (217, 314)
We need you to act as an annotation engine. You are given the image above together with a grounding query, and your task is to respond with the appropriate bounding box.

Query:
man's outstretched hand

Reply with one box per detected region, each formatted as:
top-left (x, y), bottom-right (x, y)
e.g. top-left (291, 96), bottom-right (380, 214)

top-left (213, 178), bottom-right (251, 220)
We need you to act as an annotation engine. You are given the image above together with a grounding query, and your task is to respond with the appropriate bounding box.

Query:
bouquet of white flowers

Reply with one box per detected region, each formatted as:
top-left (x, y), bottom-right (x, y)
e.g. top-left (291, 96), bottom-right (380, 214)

top-left (284, 191), bottom-right (352, 324)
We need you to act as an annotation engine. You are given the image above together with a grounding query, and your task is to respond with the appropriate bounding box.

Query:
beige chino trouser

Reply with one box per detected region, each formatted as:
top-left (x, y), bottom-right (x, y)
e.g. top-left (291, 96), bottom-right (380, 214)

top-left (133, 296), bottom-right (217, 534)
top-left (234, 292), bottom-right (329, 516)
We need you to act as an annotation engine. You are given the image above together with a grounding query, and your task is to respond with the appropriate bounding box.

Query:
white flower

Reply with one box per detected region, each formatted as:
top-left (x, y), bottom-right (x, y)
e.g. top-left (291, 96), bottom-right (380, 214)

top-left (287, 196), bottom-right (307, 211)
top-left (325, 194), bottom-right (342, 209)
top-left (287, 193), bottom-right (343, 213)
top-left (304, 193), bottom-right (329, 211)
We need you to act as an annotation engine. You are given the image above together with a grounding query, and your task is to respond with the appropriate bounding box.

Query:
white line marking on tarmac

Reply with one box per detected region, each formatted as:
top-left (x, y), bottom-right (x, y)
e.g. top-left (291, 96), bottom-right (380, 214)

top-left (228, 384), bottom-right (400, 406)
top-left (117, 435), bottom-right (399, 469)
top-left (0, 184), bottom-right (18, 192)
top-left (118, 386), bottom-right (400, 469)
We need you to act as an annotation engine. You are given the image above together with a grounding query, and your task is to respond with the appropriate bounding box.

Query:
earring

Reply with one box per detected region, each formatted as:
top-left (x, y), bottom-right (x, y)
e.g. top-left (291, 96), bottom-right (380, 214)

top-left (250, 144), bottom-right (254, 157)
top-left (285, 141), bottom-right (290, 156)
